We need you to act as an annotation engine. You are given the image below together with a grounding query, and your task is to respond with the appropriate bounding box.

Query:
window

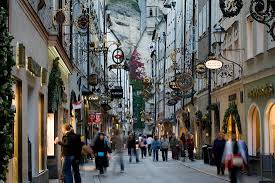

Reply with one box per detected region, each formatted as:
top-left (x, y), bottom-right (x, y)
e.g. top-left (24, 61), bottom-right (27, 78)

top-left (246, 16), bottom-right (254, 59)
top-left (256, 22), bottom-right (264, 54)
top-left (150, 8), bottom-right (153, 17)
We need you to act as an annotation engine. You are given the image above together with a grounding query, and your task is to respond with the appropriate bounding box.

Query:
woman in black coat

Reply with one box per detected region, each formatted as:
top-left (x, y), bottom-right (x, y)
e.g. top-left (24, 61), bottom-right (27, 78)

top-left (212, 132), bottom-right (226, 175)
top-left (93, 133), bottom-right (112, 174)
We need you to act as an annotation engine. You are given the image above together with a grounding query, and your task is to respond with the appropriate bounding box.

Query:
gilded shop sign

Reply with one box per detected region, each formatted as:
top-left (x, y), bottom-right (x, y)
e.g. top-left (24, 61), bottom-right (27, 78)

top-left (27, 57), bottom-right (41, 77)
top-left (248, 84), bottom-right (274, 99)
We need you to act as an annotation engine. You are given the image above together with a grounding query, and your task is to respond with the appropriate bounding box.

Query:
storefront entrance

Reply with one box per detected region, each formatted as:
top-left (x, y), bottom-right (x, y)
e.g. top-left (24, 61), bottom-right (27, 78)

top-left (248, 105), bottom-right (261, 156)
top-left (265, 100), bottom-right (275, 154)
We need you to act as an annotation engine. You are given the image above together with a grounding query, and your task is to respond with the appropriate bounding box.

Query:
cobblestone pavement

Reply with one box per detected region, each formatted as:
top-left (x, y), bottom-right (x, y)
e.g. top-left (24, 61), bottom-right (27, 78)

top-left (80, 152), bottom-right (227, 183)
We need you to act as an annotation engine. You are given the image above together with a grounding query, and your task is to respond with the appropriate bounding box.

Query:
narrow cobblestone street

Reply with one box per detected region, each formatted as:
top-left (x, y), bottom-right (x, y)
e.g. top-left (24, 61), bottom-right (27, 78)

top-left (48, 151), bottom-right (258, 183)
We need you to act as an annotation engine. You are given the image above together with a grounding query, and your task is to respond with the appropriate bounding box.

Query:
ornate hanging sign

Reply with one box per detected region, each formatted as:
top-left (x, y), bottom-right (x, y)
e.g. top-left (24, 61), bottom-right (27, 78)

top-left (112, 48), bottom-right (124, 64)
top-left (169, 80), bottom-right (181, 90)
top-left (219, 0), bottom-right (243, 18)
top-left (250, 0), bottom-right (275, 40)
top-left (176, 73), bottom-right (194, 91)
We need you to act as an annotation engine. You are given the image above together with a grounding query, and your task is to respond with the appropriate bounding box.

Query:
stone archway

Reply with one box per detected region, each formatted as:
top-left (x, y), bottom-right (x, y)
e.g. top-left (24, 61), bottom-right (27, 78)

top-left (247, 104), bottom-right (261, 156)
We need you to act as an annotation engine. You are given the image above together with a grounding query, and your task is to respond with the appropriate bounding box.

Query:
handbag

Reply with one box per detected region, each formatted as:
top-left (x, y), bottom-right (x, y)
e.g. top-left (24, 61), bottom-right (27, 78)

top-left (98, 152), bottom-right (105, 157)
top-left (232, 154), bottom-right (243, 167)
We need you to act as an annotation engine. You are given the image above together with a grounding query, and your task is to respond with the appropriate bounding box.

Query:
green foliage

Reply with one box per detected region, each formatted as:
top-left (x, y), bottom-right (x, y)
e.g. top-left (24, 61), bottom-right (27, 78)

top-left (0, 6), bottom-right (16, 181)
top-left (222, 103), bottom-right (242, 134)
top-left (48, 58), bottom-right (65, 113)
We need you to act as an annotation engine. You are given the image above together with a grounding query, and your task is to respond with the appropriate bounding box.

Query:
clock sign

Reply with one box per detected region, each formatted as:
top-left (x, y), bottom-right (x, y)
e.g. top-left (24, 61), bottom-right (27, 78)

top-left (176, 73), bottom-right (194, 91)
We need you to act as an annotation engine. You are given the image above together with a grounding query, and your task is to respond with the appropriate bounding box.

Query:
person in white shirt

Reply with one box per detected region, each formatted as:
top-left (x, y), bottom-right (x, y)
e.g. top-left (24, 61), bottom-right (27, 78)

top-left (147, 136), bottom-right (154, 156)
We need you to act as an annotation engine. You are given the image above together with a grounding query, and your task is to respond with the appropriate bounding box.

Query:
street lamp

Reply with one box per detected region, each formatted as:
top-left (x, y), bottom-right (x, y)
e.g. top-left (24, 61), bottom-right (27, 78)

top-left (213, 25), bottom-right (226, 47)
top-left (205, 26), bottom-right (226, 70)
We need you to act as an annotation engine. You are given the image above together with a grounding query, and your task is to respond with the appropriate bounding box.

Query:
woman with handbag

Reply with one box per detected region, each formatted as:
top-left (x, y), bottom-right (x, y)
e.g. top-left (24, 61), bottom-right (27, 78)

top-left (92, 133), bottom-right (112, 174)
top-left (223, 134), bottom-right (247, 183)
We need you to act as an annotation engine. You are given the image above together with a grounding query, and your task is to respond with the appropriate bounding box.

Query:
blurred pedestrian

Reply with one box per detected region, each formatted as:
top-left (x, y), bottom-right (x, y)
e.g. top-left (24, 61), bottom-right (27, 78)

top-left (92, 133), bottom-right (112, 174)
top-left (180, 133), bottom-right (186, 158)
top-left (55, 124), bottom-right (74, 183)
top-left (127, 133), bottom-right (139, 163)
top-left (139, 138), bottom-right (147, 159)
top-left (170, 133), bottom-right (178, 160)
top-left (160, 135), bottom-right (169, 161)
top-left (177, 137), bottom-right (183, 160)
top-left (223, 133), bottom-right (247, 183)
top-left (151, 136), bottom-right (161, 162)
top-left (69, 126), bottom-right (83, 183)
top-left (147, 135), bottom-right (153, 156)
top-left (187, 133), bottom-right (195, 161)
top-left (112, 129), bottom-right (124, 173)
top-left (212, 132), bottom-right (226, 175)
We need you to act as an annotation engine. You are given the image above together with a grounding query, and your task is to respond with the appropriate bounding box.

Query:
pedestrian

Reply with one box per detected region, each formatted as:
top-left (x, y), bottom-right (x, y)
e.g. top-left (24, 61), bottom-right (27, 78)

top-left (70, 126), bottom-right (83, 183)
top-left (151, 136), bottom-right (161, 162)
top-left (170, 133), bottom-right (178, 160)
top-left (160, 135), bottom-right (169, 161)
top-left (92, 132), bottom-right (112, 174)
top-left (223, 133), bottom-right (247, 183)
top-left (176, 137), bottom-right (183, 160)
top-left (187, 133), bottom-right (195, 161)
top-left (147, 135), bottom-right (153, 156)
top-left (127, 133), bottom-right (139, 163)
top-left (112, 129), bottom-right (124, 173)
top-left (139, 138), bottom-right (147, 159)
top-left (54, 124), bottom-right (75, 183)
top-left (212, 132), bottom-right (226, 175)
top-left (180, 133), bottom-right (186, 158)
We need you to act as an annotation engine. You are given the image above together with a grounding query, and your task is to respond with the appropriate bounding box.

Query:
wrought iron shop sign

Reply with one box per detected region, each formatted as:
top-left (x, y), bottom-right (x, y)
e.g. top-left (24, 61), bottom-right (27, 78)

top-left (176, 73), bottom-right (194, 91)
top-left (108, 64), bottom-right (128, 71)
top-left (219, 0), bottom-right (243, 18)
top-left (195, 63), bottom-right (207, 75)
top-left (88, 74), bottom-right (98, 86)
top-left (248, 84), bottom-right (274, 99)
top-left (169, 80), bottom-right (180, 90)
top-left (112, 48), bottom-right (124, 64)
top-left (250, 0), bottom-right (275, 40)
top-left (110, 88), bottom-right (123, 99)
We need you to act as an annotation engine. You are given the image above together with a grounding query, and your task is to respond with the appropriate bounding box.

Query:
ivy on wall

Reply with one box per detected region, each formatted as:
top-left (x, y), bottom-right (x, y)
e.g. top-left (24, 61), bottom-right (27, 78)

top-left (0, 4), bottom-right (16, 181)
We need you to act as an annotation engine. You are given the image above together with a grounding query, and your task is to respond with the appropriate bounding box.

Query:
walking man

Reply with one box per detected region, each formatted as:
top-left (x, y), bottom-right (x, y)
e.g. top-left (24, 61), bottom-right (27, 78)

top-left (70, 126), bottom-right (83, 183)
top-left (151, 136), bottom-right (161, 162)
top-left (55, 124), bottom-right (75, 183)
top-left (112, 129), bottom-right (125, 173)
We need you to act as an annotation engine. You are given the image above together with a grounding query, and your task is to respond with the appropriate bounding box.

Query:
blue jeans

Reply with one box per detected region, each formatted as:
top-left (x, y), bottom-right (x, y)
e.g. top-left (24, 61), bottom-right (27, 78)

top-left (63, 156), bottom-right (74, 183)
top-left (153, 149), bottom-right (159, 161)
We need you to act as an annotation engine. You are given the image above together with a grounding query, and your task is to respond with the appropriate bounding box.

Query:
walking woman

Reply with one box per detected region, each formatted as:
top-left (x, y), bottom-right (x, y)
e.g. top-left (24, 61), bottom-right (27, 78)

top-left (187, 133), bottom-right (195, 161)
top-left (160, 135), bottom-right (169, 161)
top-left (213, 132), bottom-right (226, 175)
top-left (92, 133), bottom-right (112, 174)
top-left (151, 136), bottom-right (161, 162)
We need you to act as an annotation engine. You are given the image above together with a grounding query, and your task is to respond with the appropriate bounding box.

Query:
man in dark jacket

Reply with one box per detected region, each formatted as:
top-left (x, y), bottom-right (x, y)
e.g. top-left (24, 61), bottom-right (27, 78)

top-left (55, 124), bottom-right (75, 183)
top-left (213, 132), bottom-right (226, 175)
top-left (70, 126), bottom-right (82, 183)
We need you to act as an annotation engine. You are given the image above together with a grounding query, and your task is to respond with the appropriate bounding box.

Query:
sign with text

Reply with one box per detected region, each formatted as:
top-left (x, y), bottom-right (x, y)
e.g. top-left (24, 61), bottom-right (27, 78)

top-left (110, 88), bottom-right (123, 99)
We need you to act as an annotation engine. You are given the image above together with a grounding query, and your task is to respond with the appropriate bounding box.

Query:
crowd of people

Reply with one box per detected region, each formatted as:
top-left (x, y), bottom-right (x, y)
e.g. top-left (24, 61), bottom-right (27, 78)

top-left (55, 124), bottom-right (249, 183)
